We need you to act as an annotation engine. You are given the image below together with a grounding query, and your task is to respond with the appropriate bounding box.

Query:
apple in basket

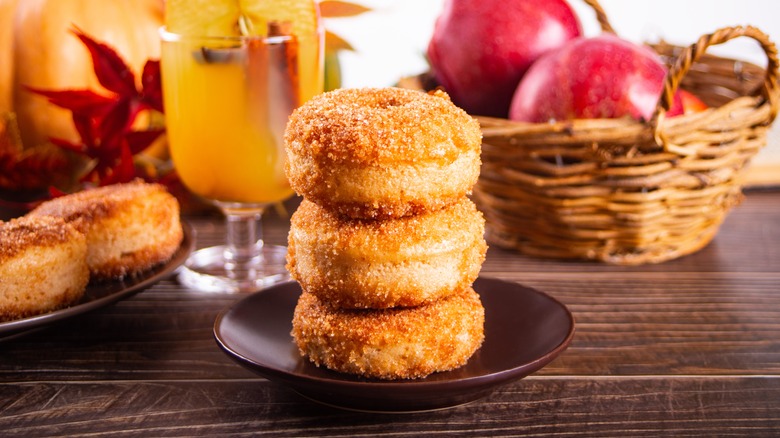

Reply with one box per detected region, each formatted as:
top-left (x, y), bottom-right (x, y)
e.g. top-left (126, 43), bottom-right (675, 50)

top-left (671, 89), bottom-right (708, 116)
top-left (509, 33), bottom-right (705, 122)
top-left (427, 0), bottom-right (582, 118)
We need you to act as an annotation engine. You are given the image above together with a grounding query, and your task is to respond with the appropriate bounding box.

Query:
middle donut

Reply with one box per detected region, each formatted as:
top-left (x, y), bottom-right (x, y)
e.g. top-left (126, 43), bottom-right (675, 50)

top-left (287, 196), bottom-right (487, 309)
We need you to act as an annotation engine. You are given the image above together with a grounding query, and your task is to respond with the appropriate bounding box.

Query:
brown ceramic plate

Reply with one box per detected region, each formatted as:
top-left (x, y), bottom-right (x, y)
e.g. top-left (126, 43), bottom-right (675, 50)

top-left (214, 277), bottom-right (575, 413)
top-left (0, 221), bottom-right (194, 341)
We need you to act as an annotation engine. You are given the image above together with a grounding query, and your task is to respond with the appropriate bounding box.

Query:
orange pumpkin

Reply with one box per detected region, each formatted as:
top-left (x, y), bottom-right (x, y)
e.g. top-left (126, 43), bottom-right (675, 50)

top-left (6, 0), bottom-right (163, 149)
top-left (0, 0), bottom-right (19, 116)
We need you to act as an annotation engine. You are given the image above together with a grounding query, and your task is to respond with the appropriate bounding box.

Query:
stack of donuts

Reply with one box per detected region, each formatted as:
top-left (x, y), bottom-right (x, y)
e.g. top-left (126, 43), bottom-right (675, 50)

top-left (284, 87), bottom-right (487, 380)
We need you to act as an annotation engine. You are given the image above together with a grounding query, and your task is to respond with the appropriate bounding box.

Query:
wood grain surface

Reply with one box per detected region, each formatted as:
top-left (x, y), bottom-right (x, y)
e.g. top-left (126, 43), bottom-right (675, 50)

top-left (1, 190), bottom-right (779, 437)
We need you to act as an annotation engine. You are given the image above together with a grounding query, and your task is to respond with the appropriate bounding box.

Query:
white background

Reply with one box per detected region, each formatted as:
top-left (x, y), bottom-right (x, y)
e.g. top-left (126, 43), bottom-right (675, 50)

top-left (324, 0), bottom-right (780, 174)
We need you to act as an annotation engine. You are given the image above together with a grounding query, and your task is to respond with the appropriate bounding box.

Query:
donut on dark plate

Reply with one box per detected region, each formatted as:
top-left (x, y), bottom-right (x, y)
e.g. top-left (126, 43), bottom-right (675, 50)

top-left (291, 287), bottom-right (485, 380)
top-left (29, 180), bottom-right (183, 280)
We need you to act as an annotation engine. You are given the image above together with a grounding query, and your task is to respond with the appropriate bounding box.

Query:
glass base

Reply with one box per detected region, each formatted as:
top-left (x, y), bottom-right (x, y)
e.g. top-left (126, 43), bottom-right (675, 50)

top-left (177, 244), bottom-right (290, 293)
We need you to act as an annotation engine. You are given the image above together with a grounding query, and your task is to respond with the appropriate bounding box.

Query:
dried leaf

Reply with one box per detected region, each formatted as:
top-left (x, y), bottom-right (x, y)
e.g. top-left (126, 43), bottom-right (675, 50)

top-left (320, 1), bottom-right (371, 17)
top-left (325, 30), bottom-right (354, 52)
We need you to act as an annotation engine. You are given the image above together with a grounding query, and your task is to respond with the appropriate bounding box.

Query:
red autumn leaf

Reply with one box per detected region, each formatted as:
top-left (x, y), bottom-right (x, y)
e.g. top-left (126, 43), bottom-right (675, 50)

top-left (125, 129), bottom-right (165, 155)
top-left (26, 28), bottom-right (164, 177)
top-left (70, 112), bottom-right (98, 153)
top-left (97, 99), bottom-right (133, 145)
top-left (5, 27), bottom-right (174, 205)
top-left (0, 148), bottom-right (71, 189)
top-left (115, 142), bottom-right (136, 182)
top-left (141, 60), bottom-right (164, 112)
top-left (70, 26), bottom-right (137, 96)
top-left (88, 139), bottom-right (135, 185)
top-left (0, 116), bottom-right (71, 191)
top-left (23, 87), bottom-right (116, 115)
top-left (48, 186), bottom-right (68, 199)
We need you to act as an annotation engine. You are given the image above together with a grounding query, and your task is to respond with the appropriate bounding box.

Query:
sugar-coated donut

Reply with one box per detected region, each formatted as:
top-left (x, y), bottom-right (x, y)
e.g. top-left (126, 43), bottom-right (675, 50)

top-left (284, 87), bottom-right (482, 219)
top-left (291, 287), bottom-right (485, 380)
top-left (29, 180), bottom-right (183, 279)
top-left (287, 197), bottom-right (487, 309)
top-left (0, 216), bottom-right (89, 321)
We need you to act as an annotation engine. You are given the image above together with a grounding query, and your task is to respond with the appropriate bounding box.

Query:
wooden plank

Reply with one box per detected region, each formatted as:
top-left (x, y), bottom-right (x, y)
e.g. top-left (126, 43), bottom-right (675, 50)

top-left (0, 378), bottom-right (777, 436)
top-left (1, 272), bottom-right (778, 380)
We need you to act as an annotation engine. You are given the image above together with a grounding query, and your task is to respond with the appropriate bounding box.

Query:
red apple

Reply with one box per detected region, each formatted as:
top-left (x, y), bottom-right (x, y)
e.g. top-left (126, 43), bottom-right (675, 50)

top-left (509, 33), bottom-right (688, 122)
top-left (667, 89), bottom-right (708, 116)
top-left (427, 0), bottom-right (582, 117)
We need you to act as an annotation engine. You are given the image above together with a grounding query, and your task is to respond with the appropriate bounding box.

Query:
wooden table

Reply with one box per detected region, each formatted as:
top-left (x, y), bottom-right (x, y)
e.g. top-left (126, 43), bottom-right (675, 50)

top-left (2, 190), bottom-right (779, 437)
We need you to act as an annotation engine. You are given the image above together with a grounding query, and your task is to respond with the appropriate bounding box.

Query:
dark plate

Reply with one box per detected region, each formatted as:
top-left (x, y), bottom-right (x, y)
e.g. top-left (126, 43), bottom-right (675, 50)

top-left (214, 277), bottom-right (575, 413)
top-left (0, 221), bottom-right (194, 341)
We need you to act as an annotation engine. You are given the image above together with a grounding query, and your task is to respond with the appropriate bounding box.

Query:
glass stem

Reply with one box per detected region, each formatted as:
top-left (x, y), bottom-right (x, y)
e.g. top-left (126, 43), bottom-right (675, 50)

top-left (222, 206), bottom-right (266, 282)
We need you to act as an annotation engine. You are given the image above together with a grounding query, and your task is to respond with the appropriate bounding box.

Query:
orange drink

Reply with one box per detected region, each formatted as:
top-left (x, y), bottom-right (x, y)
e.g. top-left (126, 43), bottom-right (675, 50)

top-left (162, 0), bottom-right (323, 203)
top-left (159, 0), bottom-right (324, 293)
top-left (165, 0), bottom-right (323, 104)
top-left (160, 32), bottom-right (296, 203)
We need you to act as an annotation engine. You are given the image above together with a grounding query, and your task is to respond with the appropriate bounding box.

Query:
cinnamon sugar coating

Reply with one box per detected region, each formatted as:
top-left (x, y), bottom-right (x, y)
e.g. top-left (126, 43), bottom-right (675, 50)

top-left (0, 216), bottom-right (77, 262)
top-left (29, 180), bottom-right (183, 279)
top-left (0, 216), bottom-right (89, 321)
top-left (287, 197), bottom-right (486, 308)
top-left (291, 287), bottom-right (485, 380)
top-left (286, 86), bottom-right (487, 380)
top-left (284, 87), bottom-right (482, 219)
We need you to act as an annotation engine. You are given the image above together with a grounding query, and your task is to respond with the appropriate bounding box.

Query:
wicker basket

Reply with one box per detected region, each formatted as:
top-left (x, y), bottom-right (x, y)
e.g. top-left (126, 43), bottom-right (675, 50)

top-left (473, 22), bottom-right (779, 265)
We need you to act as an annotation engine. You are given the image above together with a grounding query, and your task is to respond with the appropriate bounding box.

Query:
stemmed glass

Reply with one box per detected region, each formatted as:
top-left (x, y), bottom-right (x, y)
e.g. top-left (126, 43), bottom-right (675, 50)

top-left (159, 25), bottom-right (319, 293)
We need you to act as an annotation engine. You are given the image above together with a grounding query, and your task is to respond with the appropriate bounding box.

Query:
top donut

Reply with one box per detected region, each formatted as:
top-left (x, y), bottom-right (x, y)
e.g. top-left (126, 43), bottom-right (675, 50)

top-left (284, 87), bottom-right (482, 219)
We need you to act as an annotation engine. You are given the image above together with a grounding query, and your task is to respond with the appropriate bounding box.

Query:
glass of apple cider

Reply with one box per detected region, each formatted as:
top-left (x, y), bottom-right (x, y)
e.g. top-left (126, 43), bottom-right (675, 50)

top-left (159, 21), bottom-right (322, 293)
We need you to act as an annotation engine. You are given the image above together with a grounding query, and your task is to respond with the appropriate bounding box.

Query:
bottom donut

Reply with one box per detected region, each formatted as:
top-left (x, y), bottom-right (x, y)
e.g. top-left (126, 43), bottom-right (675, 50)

top-left (291, 287), bottom-right (485, 380)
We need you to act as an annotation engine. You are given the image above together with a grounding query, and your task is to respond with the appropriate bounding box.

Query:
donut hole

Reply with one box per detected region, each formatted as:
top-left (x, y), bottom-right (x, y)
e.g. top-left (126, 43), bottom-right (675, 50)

top-left (376, 96), bottom-right (406, 110)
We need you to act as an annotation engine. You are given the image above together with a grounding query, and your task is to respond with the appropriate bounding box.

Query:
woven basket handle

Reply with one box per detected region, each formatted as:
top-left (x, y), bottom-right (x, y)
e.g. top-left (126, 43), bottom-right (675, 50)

top-left (654, 25), bottom-right (780, 125)
top-left (581, 0), bottom-right (616, 34)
